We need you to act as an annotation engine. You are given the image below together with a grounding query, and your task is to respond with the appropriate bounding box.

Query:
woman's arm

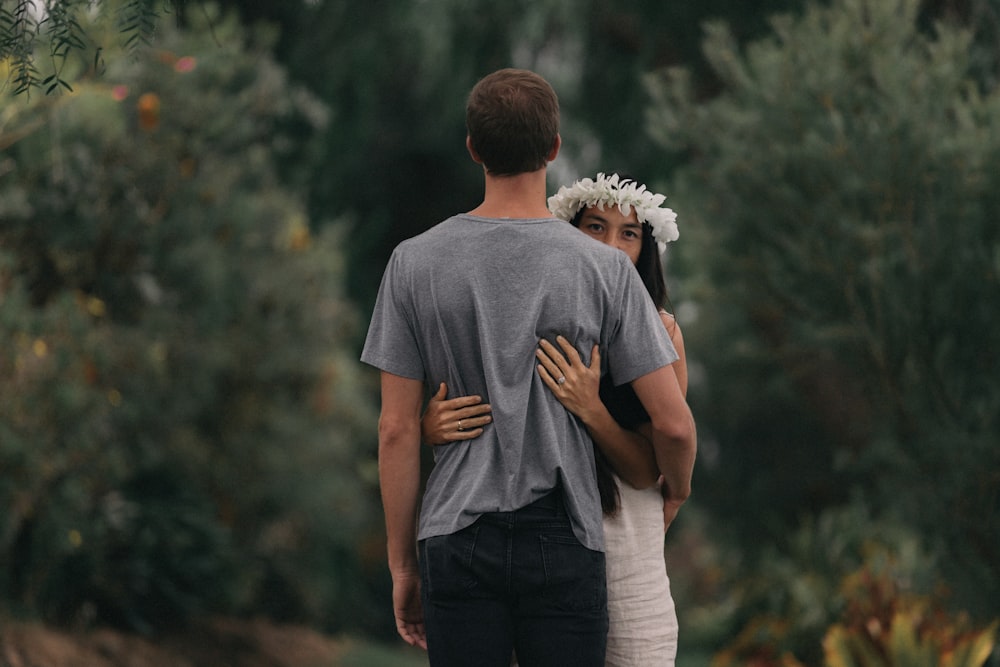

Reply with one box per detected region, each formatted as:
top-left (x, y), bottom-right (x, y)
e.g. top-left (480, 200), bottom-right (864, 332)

top-left (421, 313), bottom-right (688, 493)
top-left (537, 313), bottom-right (689, 493)
top-left (536, 336), bottom-right (660, 489)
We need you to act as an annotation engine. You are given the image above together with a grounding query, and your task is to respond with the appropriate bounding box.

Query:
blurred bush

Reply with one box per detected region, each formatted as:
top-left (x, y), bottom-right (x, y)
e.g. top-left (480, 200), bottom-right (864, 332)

top-left (0, 9), bottom-right (382, 635)
top-left (668, 502), bottom-right (997, 666)
top-left (822, 571), bottom-right (997, 667)
top-left (647, 0), bottom-right (1000, 623)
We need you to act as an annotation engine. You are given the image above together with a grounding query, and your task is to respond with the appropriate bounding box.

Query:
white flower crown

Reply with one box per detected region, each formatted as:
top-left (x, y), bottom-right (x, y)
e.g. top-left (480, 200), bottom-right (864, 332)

top-left (547, 172), bottom-right (679, 254)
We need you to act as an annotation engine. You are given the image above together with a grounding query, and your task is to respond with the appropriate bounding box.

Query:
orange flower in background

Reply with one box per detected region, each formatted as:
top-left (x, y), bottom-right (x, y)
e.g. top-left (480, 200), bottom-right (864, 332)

top-left (137, 92), bottom-right (160, 131)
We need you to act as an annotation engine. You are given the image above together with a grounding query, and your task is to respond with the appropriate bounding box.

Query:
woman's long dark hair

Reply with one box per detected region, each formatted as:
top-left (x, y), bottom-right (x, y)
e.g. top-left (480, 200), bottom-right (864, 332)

top-left (570, 183), bottom-right (673, 515)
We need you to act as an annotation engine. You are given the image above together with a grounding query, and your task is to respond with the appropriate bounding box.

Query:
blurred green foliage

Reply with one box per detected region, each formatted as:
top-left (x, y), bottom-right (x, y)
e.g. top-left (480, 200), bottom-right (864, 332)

top-left (646, 0), bottom-right (1000, 657)
top-left (0, 9), bottom-right (382, 635)
top-left (2, 0), bottom-right (999, 663)
top-left (209, 0), bottom-right (821, 315)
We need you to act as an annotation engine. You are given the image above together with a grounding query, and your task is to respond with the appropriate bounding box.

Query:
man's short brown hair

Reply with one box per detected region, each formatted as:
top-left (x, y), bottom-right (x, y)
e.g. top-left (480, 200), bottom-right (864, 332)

top-left (466, 69), bottom-right (560, 176)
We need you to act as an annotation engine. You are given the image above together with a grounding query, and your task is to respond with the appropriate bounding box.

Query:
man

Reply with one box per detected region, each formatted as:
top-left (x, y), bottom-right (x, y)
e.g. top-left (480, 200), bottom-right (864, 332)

top-left (361, 68), bottom-right (696, 667)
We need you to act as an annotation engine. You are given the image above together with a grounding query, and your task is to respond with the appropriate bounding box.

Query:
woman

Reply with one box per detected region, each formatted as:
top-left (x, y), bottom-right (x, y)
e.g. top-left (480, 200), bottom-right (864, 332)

top-left (422, 173), bottom-right (688, 667)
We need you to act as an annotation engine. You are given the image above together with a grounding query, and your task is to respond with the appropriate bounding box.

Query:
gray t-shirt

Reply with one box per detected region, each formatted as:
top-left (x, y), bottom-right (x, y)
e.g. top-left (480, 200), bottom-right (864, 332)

top-left (361, 214), bottom-right (677, 551)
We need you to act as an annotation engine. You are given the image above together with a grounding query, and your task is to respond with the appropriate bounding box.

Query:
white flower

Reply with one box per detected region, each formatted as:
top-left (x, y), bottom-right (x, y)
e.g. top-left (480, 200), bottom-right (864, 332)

top-left (547, 173), bottom-right (679, 253)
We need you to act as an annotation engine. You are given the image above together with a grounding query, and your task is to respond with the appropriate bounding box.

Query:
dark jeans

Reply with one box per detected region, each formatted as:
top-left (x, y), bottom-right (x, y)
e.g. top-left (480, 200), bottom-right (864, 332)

top-left (419, 490), bottom-right (608, 667)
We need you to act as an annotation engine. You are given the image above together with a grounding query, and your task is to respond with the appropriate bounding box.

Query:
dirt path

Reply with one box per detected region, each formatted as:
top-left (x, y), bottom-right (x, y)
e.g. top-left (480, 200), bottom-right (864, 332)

top-left (0, 617), bottom-right (344, 667)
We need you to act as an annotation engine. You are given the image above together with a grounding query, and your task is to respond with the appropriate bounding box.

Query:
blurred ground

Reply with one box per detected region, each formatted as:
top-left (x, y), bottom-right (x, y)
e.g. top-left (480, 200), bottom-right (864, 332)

top-left (0, 617), bottom-right (345, 667)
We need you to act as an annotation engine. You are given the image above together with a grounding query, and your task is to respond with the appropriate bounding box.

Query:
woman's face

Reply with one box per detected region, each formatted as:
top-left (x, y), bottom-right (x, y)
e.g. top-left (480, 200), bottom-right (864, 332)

top-left (576, 205), bottom-right (643, 265)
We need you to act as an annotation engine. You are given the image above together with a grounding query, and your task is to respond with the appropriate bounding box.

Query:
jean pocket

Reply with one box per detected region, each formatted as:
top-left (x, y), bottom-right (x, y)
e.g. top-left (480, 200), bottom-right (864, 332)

top-left (420, 525), bottom-right (482, 600)
top-left (538, 534), bottom-right (607, 612)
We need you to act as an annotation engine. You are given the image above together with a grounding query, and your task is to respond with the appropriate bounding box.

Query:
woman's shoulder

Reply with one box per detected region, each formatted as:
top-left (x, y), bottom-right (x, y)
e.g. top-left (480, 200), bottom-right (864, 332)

top-left (657, 310), bottom-right (684, 347)
top-left (658, 309), bottom-right (677, 328)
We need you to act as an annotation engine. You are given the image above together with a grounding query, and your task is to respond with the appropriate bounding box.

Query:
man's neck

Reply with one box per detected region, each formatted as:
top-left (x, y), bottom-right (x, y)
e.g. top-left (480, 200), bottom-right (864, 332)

top-left (467, 168), bottom-right (552, 219)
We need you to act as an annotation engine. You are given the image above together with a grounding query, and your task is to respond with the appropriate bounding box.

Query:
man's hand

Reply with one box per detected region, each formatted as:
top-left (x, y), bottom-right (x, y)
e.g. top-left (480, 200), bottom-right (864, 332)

top-left (392, 569), bottom-right (427, 650)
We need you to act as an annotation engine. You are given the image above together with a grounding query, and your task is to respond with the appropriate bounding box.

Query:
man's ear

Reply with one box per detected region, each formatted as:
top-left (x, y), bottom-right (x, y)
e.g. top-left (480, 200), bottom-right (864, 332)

top-left (466, 135), bottom-right (483, 164)
top-left (547, 134), bottom-right (561, 162)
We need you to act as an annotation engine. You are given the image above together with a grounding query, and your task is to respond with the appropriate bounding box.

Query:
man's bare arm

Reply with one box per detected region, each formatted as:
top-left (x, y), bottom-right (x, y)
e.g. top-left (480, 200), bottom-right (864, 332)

top-left (630, 365), bottom-right (696, 504)
top-left (378, 371), bottom-right (427, 649)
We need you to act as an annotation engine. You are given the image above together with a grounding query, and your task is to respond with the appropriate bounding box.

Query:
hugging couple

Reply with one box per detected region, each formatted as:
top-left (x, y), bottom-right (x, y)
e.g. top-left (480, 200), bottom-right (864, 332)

top-left (361, 67), bottom-right (697, 667)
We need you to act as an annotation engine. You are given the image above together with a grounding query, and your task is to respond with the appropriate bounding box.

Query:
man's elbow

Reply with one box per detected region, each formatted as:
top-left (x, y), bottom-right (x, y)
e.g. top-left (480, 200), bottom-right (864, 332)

top-left (650, 413), bottom-right (696, 501)
top-left (653, 412), bottom-right (696, 446)
top-left (378, 415), bottom-right (419, 451)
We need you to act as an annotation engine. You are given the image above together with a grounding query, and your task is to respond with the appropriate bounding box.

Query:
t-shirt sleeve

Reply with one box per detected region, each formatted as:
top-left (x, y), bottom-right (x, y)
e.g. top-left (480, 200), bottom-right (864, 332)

top-left (605, 256), bottom-right (678, 386)
top-left (360, 250), bottom-right (426, 380)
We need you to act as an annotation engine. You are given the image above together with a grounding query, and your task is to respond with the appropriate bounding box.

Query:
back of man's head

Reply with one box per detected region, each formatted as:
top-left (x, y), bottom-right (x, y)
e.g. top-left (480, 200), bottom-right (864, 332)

top-left (466, 68), bottom-right (560, 176)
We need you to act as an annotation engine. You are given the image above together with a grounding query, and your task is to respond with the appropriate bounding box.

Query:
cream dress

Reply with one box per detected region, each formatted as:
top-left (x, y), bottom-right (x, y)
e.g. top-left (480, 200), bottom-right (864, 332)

top-left (602, 476), bottom-right (678, 667)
